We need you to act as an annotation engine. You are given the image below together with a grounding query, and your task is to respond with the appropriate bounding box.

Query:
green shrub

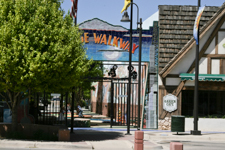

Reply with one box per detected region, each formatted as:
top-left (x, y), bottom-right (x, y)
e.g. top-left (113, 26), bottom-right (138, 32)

top-left (5, 131), bottom-right (26, 139)
top-left (33, 129), bottom-right (57, 141)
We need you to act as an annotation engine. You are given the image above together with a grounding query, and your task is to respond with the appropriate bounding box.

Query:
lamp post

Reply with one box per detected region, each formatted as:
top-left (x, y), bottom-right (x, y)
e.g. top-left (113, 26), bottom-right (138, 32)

top-left (121, 1), bottom-right (142, 132)
top-left (191, 0), bottom-right (201, 135)
top-left (70, 0), bottom-right (78, 133)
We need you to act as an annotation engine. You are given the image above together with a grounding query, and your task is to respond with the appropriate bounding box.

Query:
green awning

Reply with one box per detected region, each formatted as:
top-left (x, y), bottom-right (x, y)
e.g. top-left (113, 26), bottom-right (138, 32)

top-left (180, 73), bottom-right (225, 81)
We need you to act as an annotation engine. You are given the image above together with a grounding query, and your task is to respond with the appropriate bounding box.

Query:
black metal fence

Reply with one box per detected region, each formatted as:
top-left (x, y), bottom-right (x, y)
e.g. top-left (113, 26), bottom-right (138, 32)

top-left (112, 82), bottom-right (140, 127)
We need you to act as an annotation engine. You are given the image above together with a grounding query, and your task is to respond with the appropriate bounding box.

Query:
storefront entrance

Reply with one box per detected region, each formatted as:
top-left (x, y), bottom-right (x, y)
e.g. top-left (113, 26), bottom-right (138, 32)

top-left (182, 90), bottom-right (225, 118)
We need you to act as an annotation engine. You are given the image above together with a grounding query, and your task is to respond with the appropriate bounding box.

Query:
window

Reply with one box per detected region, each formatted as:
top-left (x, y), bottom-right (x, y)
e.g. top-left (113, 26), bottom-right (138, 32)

top-left (182, 90), bottom-right (225, 117)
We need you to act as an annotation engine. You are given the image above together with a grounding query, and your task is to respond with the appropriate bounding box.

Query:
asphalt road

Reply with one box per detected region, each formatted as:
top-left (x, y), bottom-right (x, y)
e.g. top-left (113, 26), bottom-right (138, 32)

top-left (157, 140), bottom-right (225, 150)
top-left (0, 148), bottom-right (91, 150)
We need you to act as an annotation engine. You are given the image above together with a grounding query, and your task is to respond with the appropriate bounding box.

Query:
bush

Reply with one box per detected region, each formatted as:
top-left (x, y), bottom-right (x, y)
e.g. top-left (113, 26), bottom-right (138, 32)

top-left (5, 131), bottom-right (26, 140)
top-left (33, 129), bottom-right (57, 141)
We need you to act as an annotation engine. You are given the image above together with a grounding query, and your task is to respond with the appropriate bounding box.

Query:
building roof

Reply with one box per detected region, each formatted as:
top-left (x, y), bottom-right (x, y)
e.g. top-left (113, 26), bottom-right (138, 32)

top-left (158, 5), bottom-right (219, 72)
top-left (79, 18), bottom-right (128, 31)
top-left (159, 3), bottom-right (225, 77)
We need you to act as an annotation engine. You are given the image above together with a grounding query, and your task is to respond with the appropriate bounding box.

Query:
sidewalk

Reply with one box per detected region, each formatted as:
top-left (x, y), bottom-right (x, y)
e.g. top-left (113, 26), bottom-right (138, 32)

top-left (1, 127), bottom-right (225, 150)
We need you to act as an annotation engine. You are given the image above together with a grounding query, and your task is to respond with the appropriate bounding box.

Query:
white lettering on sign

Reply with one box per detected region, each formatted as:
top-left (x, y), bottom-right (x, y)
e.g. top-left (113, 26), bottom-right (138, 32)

top-left (163, 94), bottom-right (177, 112)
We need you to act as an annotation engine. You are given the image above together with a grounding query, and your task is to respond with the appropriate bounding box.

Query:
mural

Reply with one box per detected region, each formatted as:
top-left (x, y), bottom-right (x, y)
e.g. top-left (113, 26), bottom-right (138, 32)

top-left (80, 25), bottom-right (152, 61)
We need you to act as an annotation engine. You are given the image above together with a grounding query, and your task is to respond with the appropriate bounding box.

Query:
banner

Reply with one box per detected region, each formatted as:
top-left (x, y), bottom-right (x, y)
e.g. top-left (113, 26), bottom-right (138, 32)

top-left (193, 6), bottom-right (205, 45)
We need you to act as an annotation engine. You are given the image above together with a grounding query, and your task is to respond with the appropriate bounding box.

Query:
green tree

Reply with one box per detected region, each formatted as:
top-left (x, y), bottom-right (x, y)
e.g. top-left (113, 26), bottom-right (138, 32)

top-left (0, 0), bottom-right (95, 131)
top-left (71, 61), bottom-right (103, 111)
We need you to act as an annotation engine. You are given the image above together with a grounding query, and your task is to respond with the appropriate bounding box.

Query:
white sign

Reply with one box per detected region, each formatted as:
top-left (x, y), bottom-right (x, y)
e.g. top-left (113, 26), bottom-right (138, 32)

top-left (163, 94), bottom-right (177, 112)
top-left (118, 95), bottom-right (128, 98)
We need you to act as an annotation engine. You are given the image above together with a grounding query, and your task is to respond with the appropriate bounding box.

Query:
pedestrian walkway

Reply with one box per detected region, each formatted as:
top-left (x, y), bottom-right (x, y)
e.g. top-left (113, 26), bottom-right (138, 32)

top-left (1, 126), bottom-right (225, 150)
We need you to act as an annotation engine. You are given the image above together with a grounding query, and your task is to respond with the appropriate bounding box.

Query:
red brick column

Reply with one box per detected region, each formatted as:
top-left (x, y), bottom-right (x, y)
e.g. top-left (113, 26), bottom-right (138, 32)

top-left (170, 142), bottom-right (183, 150)
top-left (134, 130), bottom-right (144, 150)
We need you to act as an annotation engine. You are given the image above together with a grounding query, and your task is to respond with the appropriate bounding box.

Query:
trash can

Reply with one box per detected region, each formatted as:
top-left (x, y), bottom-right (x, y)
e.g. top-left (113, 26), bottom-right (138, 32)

top-left (171, 115), bottom-right (185, 133)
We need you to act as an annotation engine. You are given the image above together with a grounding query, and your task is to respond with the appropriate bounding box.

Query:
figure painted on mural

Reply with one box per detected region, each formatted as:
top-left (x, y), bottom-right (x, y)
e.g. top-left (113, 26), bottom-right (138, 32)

top-left (77, 105), bottom-right (84, 118)
top-left (58, 106), bottom-right (65, 121)
top-left (67, 103), bottom-right (71, 112)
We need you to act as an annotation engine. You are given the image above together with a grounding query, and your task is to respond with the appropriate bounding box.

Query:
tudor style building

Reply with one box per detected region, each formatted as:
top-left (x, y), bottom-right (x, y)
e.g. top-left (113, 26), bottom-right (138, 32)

top-left (158, 4), bottom-right (225, 130)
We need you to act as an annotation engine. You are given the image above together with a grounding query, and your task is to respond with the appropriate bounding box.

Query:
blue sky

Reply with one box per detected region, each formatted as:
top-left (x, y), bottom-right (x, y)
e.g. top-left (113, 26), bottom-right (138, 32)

top-left (61, 0), bottom-right (225, 29)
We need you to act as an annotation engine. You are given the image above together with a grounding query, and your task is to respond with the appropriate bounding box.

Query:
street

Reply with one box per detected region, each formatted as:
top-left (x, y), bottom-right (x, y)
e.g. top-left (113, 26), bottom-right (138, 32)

top-left (156, 140), bottom-right (225, 150)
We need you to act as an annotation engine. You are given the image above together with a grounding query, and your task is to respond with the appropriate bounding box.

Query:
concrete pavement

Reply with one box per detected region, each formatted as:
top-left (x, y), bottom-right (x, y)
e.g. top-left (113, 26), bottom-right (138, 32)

top-left (1, 127), bottom-right (225, 150)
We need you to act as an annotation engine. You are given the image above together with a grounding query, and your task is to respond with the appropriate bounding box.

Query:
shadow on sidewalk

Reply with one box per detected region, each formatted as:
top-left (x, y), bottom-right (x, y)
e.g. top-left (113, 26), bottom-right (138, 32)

top-left (70, 130), bottom-right (124, 142)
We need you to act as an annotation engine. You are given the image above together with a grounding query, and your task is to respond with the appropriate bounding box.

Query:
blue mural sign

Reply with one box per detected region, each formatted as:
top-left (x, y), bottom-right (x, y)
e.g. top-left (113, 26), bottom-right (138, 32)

top-left (81, 29), bottom-right (152, 62)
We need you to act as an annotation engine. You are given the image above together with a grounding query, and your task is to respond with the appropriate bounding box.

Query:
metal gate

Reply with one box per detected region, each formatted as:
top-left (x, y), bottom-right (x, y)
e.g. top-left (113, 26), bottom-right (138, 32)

top-left (111, 82), bottom-right (140, 126)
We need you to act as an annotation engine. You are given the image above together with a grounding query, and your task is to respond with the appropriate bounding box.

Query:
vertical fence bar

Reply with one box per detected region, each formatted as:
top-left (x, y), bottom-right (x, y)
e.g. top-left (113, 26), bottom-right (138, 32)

top-left (120, 83), bottom-right (122, 125)
top-left (118, 83), bottom-right (121, 125)
top-left (36, 93), bottom-right (39, 124)
top-left (132, 83), bottom-right (134, 126)
top-left (110, 80), bottom-right (114, 128)
top-left (65, 92), bottom-right (68, 127)
top-left (43, 91), bottom-right (45, 124)
top-left (114, 83), bottom-right (117, 124)
top-left (71, 87), bottom-right (75, 133)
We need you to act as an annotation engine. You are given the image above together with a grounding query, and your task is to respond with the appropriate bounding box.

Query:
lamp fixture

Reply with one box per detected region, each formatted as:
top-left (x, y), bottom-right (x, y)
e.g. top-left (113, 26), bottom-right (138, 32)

top-left (121, 11), bottom-right (130, 22)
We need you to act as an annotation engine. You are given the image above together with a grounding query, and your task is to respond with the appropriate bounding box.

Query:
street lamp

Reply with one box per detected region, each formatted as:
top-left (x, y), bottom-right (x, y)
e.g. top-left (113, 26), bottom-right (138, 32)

top-left (191, 0), bottom-right (201, 135)
top-left (121, 1), bottom-right (142, 133)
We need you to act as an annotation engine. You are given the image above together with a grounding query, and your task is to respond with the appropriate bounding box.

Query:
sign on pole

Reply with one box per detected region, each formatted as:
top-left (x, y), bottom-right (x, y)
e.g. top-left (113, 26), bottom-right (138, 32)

top-left (163, 94), bottom-right (177, 112)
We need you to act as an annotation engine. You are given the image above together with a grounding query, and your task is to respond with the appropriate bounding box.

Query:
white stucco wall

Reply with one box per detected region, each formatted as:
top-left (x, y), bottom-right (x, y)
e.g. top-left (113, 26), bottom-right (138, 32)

top-left (211, 59), bottom-right (220, 74)
top-left (218, 31), bottom-right (225, 54)
top-left (158, 75), bottom-right (163, 86)
top-left (184, 80), bottom-right (195, 86)
top-left (205, 37), bottom-right (215, 54)
top-left (220, 21), bottom-right (225, 29)
top-left (199, 57), bottom-right (208, 74)
top-left (166, 78), bottom-right (180, 86)
top-left (170, 19), bottom-right (219, 75)
top-left (170, 46), bottom-right (196, 74)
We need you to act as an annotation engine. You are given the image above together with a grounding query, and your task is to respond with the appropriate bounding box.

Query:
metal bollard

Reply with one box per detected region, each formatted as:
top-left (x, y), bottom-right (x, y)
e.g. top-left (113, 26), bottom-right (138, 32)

top-left (134, 130), bottom-right (144, 150)
top-left (170, 142), bottom-right (183, 150)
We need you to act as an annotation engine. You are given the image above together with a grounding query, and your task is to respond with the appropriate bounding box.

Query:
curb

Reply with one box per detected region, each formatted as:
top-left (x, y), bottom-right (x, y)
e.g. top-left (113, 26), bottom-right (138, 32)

top-left (0, 140), bottom-right (92, 149)
top-left (145, 133), bottom-right (225, 142)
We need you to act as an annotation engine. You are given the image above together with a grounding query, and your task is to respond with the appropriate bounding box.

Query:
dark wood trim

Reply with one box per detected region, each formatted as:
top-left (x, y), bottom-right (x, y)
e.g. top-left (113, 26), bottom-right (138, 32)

top-left (218, 29), bottom-right (225, 31)
top-left (203, 54), bottom-right (225, 58)
top-left (162, 78), bottom-right (166, 86)
top-left (159, 85), bottom-right (177, 89)
top-left (166, 74), bottom-right (180, 78)
top-left (183, 83), bottom-right (225, 91)
top-left (159, 85), bottom-right (165, 89)
top-left (207, 57), bottom-right (211, 74)
top-left (215, 33), bottom-right (218, 54)
top-left (172, 81), bottom-right (186, 97)
top-left (188, 16), bottom-right (225, 73)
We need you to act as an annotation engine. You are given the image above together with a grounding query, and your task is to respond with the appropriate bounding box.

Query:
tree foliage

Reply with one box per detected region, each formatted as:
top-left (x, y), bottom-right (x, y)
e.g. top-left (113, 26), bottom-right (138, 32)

top-left (0, 0), bottom-right (101, 130)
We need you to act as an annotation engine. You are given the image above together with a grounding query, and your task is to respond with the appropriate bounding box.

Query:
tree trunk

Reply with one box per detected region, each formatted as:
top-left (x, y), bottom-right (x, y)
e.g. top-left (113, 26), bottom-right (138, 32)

top-left (11, 105), bottom-right (18, 131)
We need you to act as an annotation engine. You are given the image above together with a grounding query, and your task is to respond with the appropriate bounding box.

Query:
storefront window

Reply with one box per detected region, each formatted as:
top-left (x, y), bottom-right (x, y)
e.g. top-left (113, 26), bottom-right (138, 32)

top-left (182, 90), bottom-right (225, 118)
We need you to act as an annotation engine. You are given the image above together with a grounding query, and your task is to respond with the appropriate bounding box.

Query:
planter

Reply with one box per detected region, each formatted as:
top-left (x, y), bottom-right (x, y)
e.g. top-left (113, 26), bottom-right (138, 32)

top-left (185, 118), bottom-right (225, 131)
